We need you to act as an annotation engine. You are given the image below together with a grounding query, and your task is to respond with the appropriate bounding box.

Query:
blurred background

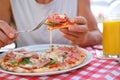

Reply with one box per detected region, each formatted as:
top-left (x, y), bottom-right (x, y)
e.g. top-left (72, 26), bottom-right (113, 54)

top-left (90, 0), bottom-right (120, 32)
top-left (91, 0), bottom-right (114, 17)
top-left (0, 0), bottom-right (120, 51)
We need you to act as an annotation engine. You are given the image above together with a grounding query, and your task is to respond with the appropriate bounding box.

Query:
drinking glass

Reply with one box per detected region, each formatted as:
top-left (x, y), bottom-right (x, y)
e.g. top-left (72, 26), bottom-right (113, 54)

top-left (96, 15), bottom-right (120, 62)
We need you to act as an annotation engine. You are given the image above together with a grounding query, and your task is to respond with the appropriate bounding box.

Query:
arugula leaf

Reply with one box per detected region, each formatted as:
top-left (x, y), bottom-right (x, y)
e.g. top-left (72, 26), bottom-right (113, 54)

top-left (9, 61), bottom-right (17, 65)
top-left (63, 52), bottom-right (68, 57)
top-left (20, 58), bottom-right (31, 65)
top-left (49, 58), bottom-right (56, 65)
top-left (45, 58), bottom-right (56, 66)
top-left (44, 22), bottom-right (58, 26)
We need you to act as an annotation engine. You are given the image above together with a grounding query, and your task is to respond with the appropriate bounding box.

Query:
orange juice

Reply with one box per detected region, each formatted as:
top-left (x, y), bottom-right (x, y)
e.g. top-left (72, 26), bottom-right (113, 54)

top-left (103, 20), bottom-right (120, 55)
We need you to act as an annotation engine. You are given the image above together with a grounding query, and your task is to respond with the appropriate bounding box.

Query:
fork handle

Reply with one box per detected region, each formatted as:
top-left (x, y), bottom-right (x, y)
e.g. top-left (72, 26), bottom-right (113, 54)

top-left (17, 30), bottom-right (32, 33)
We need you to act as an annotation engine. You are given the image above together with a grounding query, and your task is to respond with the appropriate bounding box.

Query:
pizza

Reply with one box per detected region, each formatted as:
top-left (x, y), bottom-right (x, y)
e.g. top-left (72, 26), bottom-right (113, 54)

top-left (0, 45), bottom-right (86, 73)
top-left (44, 13), bottom-right (73, 30)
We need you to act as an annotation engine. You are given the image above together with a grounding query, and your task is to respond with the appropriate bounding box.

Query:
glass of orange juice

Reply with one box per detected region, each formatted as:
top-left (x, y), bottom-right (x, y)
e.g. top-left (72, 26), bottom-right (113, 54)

top-left (102, 15), bottom-right (120, 60)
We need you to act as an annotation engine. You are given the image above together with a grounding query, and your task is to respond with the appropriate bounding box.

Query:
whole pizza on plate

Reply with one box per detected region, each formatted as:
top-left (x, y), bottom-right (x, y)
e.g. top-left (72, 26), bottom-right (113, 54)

top-left (0, 45), bottom-right (86, 73)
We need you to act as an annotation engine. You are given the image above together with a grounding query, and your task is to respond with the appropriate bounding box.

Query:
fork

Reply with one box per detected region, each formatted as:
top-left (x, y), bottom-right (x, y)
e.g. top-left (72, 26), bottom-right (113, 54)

top-left (17, 18), bottom-right (47, 33)
top-left (0, 18), bottom-right (47, 53)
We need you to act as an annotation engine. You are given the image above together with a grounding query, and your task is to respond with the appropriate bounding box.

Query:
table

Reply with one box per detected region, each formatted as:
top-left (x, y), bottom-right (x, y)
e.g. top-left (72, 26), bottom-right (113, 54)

top-left (0, 45), bottom-right (120, 80)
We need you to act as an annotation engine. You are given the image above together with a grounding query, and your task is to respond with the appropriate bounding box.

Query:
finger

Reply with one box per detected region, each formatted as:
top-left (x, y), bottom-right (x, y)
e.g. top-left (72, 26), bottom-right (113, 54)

top-left (62, 32), bottom-right (87, 46)
top-left (60, 28), bottom-right (79, 38)
top-left (0, 20), bottom-right (17, 39)
top-left (69, 23), bottom-right (88, 32)
top-left (60, 28), bottom-right (88, 38)
top-left (0, 31), bottom-right (13, 44)
top-left (0, 41), bottom-right (5, 47)
top-left (62, 33), bottom-right (77, 43)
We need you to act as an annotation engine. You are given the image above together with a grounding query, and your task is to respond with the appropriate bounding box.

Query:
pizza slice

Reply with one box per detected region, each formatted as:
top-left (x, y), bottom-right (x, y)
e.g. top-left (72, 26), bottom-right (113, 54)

top-left (44, 13), bottom-right (73, 30)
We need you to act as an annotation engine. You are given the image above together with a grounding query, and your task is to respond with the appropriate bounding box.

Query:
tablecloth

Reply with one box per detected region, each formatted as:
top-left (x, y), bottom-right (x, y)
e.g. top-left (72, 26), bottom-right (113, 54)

top-left (0, 45), bottom-right (120, 80)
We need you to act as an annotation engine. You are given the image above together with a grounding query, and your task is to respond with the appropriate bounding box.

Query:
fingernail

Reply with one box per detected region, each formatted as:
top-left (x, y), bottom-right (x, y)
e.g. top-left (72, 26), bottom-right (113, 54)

top-left (9, 32), bottom-right (15, 38)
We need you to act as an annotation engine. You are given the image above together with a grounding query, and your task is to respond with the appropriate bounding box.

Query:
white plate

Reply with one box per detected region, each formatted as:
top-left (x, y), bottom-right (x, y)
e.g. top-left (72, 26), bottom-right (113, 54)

top-left (0, 44), bottom-right (92, 76)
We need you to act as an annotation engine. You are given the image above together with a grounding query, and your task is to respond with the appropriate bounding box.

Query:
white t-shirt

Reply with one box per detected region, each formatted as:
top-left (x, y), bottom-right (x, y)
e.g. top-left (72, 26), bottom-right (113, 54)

top-left (10, 0), bottom-right (78, 47)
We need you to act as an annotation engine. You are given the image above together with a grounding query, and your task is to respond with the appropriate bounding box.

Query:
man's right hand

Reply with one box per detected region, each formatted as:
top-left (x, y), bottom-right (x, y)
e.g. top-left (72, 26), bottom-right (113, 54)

top-left (0, 20), bottom-right (17, 47)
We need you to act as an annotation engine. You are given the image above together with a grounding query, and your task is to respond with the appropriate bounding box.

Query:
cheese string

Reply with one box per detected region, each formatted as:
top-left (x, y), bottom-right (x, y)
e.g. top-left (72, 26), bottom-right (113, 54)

top-left (49, 30), bottom-right (54, 51)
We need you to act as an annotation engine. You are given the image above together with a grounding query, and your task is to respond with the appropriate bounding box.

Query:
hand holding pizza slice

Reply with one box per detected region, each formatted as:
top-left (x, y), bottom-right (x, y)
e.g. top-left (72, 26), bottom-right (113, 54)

top-left (44, 13), bottom-right (89, 47)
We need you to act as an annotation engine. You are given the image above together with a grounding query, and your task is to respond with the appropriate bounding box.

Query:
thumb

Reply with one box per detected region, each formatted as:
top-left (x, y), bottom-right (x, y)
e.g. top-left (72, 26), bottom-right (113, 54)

top-left (69, 16), bottom-right (88, 32)
top-left (71, 16), bottom-right (87, 25)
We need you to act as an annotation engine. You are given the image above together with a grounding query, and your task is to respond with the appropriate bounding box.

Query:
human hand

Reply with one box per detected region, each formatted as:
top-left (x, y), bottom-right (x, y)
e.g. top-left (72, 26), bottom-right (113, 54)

top-left (60, 16), bottom-right (89, 46)
top-left (0, 20), bottom-right (17, 47)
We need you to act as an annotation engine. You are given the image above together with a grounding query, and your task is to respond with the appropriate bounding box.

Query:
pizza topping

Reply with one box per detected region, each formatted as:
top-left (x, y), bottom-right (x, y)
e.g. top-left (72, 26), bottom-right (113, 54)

top-left (0, 45), bottom-right (86, 72)
top-left (8, 61), bottom-right (17, 66)
top-left (45, 13), bottom-right (73, 30)
top-left (49, 63), bottom-right (60, 68)
top-left (45, 58), bottom-right (56, 66)
top-left (62, 52), bottom-right (68, 57)
top-left (19, 58), bottom-right (32, 65)
top-left (38, 58), bottom-right (51, 67)
top-left (45, 13), bottom-right (69, 26)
